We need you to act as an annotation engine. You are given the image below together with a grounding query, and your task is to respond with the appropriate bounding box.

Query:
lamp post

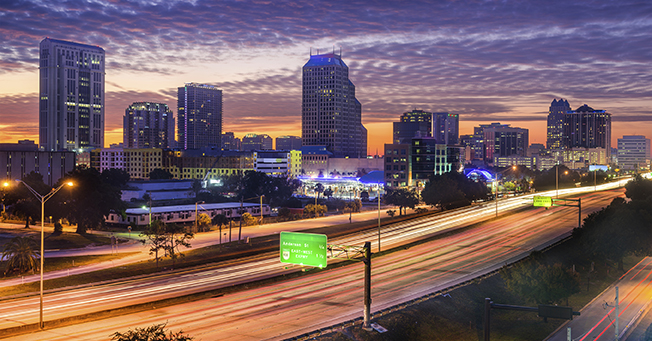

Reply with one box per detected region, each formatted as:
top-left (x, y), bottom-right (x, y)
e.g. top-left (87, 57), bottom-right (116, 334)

top-left (195, 201), bottom-right (205, 232)
top-left (1, 181), bottom-right (9, 214)
top-left (556, 167), bottom-right (568, 199)
top-left (493, 166), bottom-right (516, 218)
top-left (377, 183), bottom-right (381, 252)
top-left (16, 179), bottom-right (72, 329)
top-left (348, 190), bottom-right (353, 223)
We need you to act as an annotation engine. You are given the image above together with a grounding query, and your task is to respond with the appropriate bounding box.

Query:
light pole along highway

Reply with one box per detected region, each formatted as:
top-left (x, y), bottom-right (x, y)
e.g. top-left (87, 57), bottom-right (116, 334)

top-left (16, 179), bottom-right (73, 329)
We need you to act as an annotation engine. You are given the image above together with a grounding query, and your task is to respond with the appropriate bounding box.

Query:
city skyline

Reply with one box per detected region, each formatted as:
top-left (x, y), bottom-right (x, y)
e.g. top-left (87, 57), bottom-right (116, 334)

top-left (1, 1), bottom-right (651, 153)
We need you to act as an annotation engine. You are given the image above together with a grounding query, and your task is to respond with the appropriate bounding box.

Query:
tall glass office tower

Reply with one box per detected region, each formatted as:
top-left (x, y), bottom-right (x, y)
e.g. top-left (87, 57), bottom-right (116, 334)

top-left (177, 83), bottom-right (223, 150)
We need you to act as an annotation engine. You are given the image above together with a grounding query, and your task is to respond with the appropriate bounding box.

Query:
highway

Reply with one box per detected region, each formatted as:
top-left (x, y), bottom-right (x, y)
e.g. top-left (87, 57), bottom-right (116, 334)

top-left (546, 257), bottom-right (652, 341)
top-left (0, 183), bottom-right (627, 340)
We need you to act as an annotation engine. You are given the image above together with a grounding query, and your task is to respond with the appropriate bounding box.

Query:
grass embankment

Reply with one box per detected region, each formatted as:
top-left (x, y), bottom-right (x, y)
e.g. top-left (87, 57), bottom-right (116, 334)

top-left (0, 229), bottom-right (114, 249)
top-left (317, 236), bottom-right (641, 341)
top-left (0, 210), bottom-right (436, 298)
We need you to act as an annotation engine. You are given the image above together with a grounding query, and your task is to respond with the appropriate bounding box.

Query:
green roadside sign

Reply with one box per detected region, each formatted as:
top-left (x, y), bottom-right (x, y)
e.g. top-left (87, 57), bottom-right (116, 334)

top-left (280, 231), bottom-right (328, 268)
top-left (533, 196), bottom-right (553, 207)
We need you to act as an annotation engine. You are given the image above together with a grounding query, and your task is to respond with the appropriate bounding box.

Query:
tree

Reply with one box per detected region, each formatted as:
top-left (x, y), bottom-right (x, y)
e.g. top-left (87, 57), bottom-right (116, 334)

top-left (383, 188), bottom-right (420, 215)
top-left (4, 172), bottom-right (51, 228)
top-left (149, 168), bottom-right (174, 180)
top-left (101, 168), bottom-right (130, 188)
top-left (212, 214), bottom-right (229, 227)
top-left (360, 191), bottom-right (369, 202)
top-left (313, 183), bottom-right (325, 203)
top-left (502, 258), bottom-right (580, 305)
top-left (65, 167), bottom-right (125, 234)
top-left (140, 220), bottom-right (168, 269)
top-left (2, 236), bottom-right (39, 275)
top-left (323, 187), bottom-right (334, 198)
top-left (241, 212), bottom-right (257, 226)
top-left (421, 175), bottom-right (468, 210)
top-left (196, 213), bottom-right (211, 232)
top-left (164, 223), bottom-right (194, 269)
top-left (111, 322), bottom-right (193, 341)
top-left (304, 204), bottom-right (326, 218)
top-left (625, 175), bottom-right (652, 201)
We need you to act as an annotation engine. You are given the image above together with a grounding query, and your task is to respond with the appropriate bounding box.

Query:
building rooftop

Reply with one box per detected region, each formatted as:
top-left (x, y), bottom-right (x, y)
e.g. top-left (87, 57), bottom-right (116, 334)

top-left (43, 38), bottom-right (104, 52)
top-left (304, 53), bottom-right (348, 68)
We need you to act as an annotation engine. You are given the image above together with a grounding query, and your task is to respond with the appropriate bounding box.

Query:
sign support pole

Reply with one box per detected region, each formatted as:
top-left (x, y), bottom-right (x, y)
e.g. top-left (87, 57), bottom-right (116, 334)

top-left (363, 241), bottom-right (372, 331)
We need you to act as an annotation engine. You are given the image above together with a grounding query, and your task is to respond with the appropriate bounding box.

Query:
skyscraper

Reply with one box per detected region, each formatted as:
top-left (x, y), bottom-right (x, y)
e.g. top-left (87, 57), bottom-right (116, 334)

top-left (393, 109), bottom-right (432, 144)
top-left (123, 102), bottom-right (174, 149)
top-left (39, 38), bottom-right (105, 151)
top-left (546, 98), bottom-right (571, 150)
top-left (276, 135), bottom-right (302, 150)
top-left (617, 135), bottom-right (650, 170)
top-left (177, 83), bottom-right (222, 150)
top-left (432, 112), bottom-right (459, 144)
top-left (302, 52), bottom-right (366, 158)
top-left (562, 104), bottom-right (612, 158)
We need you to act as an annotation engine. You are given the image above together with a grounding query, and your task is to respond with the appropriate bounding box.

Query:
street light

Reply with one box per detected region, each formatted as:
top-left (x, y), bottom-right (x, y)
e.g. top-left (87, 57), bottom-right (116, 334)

top-left (16, 179), bottom-right (73, 329)
top-left (493, 165), bottom-right (517, 217)
top-left (556, 166), bottom-right (569, 198)
top-left (1, 181), bottom-right (9, 214)
top-left (195, 201), bottom-right (205, 232)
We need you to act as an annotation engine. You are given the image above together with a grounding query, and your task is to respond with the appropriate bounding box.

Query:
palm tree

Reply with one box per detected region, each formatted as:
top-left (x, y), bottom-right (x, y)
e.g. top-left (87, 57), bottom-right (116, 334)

top-left (2, 236), bottom-right (39, 275)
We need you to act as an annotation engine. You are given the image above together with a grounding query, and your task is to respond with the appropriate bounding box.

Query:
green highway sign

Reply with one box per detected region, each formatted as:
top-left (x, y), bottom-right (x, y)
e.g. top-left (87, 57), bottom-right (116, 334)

top-left (280, 232), bottom-right (328, 268)
top-left (533, 196), bottom-right (553, 207)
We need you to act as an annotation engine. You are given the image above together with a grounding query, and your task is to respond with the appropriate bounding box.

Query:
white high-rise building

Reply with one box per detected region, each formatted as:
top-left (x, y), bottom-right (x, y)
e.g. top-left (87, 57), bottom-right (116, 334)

top-left (39, 38), bottom-right (105, 151)
top-left (302, 52), bottom-right (366, 158)
top-left (617, 135), bottom-right (650, 170)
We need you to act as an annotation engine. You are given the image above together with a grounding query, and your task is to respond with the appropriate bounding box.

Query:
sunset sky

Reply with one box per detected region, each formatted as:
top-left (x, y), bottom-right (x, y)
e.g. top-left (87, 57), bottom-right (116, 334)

top-left (1, 0), bottom-right (651, 154)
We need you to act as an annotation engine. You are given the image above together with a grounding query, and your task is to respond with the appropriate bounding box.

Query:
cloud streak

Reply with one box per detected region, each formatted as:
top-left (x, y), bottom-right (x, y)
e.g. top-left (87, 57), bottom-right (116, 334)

top-left (0, 0), bottom-right (651, 149)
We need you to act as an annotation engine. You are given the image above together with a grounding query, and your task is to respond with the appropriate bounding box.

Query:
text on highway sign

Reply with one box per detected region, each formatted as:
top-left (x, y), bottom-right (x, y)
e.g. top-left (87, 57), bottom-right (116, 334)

top-left (533, 196), bottom-right (553, 207)
top-left (280, 232), bottom-right (327, 268)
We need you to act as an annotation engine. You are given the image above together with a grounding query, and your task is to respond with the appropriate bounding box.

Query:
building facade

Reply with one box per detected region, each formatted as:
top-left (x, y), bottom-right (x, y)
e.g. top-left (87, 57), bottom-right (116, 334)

top-left (99, 147), bottom-right (124, 172)
top-left (221, 132), bottom-right (241, 151)
top-left (617, 135), bottom-right (650, 170)
top-left (0, 149), bottom-right (76, 186)
top-left (177, 83), bottom-right (222, 150)
top-left (432, 112), bottom-right (459, 144)
top-left (302, 52), bottom-right (366, 158)
top-left (562, 104), bottom-right (612, 159)
top-left (39, 38), bottom-right (105, 151)
top-left (482, 124), bottom-right (529, 162)
top-left (411, 137), bottom-right (463, 186)
top-left (242, 134), bottom-right (273, 151)
top-left (384, 143), bottom-right (411, 188)
top-left (124, 148), bottom-right (163, 180)
top-left (276, 135), bottom-right (302, 150)
top-left (546, 98), bottom-right (571, 150)
top-left (123, 102), bottom-right (174, 149)
top-left (393, 110), bottom-right (432, 144)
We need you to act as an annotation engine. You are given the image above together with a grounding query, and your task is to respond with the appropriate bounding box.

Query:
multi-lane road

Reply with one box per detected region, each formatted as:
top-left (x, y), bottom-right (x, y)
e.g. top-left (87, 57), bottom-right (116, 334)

top-left (0, 181), bottom-right (629, 340)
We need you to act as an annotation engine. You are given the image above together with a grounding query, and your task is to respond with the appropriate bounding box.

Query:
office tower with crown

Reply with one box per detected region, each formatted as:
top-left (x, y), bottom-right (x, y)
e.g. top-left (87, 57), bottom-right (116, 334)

top-left (302, 51), bottom-right (366, 157)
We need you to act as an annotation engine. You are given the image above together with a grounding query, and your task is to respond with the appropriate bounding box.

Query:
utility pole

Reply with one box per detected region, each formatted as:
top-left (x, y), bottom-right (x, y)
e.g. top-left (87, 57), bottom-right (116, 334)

top-left (363, 241), bottom-right (372, 330)
top-left (615, 286), bottom-right (620, 341)
top-left (260, 195), bottom-right (264, 225)
top-left (377, 185), bottom-right (381, 251)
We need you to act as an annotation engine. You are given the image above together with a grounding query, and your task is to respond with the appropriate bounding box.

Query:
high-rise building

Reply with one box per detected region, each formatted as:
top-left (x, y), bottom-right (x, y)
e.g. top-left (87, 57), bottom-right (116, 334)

top-left (546, 98), bottom-right (571, 150)
top-left (302, 52), bottom-right (366, 158)
top-left (482, 124), bottom-right (529, 161)
top-left (432, 112), bottom-right (459, 145)
top-left (222, 132), bottom-right (241, 151)
top-left (242, 133), bottom-right (273, 151)
top-left (123, 102), bottom-right (174, 149)
top-left (562, 104), bottom-right (612, 158)
top-left (39, 38), bottom-right (105, 151)
top-left (276, 135), bottom-right (302, 150)
top-left (393, 109), bottom-right (432, 144)
top-left (617, 135), bottom-right (650, 170)
top-left (177, 83), bottom-right (222, 150)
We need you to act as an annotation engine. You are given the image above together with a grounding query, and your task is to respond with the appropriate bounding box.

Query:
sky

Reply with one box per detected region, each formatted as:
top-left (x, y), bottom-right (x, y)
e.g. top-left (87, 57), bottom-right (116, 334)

top-left (1, 0), bottom-right (651, 154)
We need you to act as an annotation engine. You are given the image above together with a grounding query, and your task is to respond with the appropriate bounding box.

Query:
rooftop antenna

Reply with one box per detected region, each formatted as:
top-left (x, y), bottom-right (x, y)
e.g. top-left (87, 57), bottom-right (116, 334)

top-left (340, 46), bottom-right (342, 58)
top-left (310, 47), bottom-right (312, 56)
